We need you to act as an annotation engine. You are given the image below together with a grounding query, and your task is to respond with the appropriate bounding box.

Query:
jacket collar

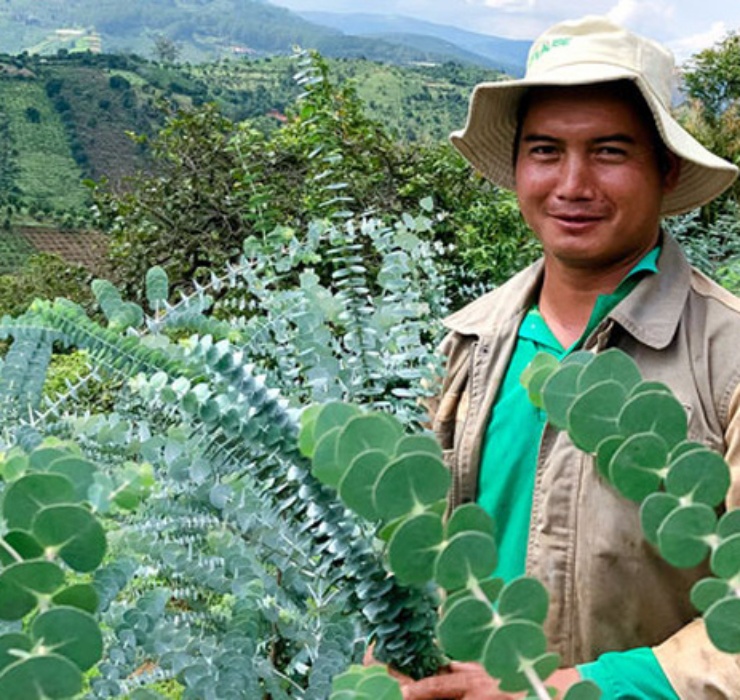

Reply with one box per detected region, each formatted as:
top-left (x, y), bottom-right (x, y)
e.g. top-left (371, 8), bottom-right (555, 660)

top-left (443, 233), bottom-right (691, 350)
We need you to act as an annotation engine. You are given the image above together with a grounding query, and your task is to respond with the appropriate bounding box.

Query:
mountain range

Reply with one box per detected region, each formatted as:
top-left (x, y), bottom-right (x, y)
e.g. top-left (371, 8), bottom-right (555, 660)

top-left (0, 0), bottom-right (529, 74)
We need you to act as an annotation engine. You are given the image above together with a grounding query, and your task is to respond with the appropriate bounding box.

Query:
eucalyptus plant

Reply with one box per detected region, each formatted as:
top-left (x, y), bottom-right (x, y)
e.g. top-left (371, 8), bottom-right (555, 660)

top-left (521, 348), bottom-right (740, 653)
top-left (0, 443), bottom-right (107, 700)
top-left (300, 402), bottom-right (601, 700)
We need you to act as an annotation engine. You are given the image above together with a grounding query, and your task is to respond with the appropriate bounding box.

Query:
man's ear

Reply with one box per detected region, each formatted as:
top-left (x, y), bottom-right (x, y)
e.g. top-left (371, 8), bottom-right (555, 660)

top-left (662, 150), bottom-right (682, 194)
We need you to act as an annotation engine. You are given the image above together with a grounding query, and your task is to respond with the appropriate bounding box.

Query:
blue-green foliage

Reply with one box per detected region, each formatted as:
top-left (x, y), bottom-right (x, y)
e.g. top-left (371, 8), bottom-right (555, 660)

top-left (523, 349), bottom-right (740, 655)
top-left (0, 190), bottom-right (451, 698)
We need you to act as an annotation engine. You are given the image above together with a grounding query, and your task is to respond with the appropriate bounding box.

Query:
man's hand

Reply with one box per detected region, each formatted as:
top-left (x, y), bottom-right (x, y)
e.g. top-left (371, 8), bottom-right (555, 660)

top-left (393, 660), bottom-right (582, 700)
top-left (399, 661), bottom-right (519, 699)
top-left (362, 644), bottom-right (580, 699)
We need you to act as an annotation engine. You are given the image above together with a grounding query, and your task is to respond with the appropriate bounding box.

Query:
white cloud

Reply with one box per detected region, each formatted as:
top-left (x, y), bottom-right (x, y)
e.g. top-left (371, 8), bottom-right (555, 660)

top-left (669, 21), bottom-right (728, 62)
top-left (606, 0), bottom-right (675, 31)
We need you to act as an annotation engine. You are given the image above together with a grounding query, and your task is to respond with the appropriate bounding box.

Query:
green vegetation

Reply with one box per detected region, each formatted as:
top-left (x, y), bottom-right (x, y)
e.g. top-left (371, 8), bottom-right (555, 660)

top-left (0, 79), bottom-right (88, 216)
top-left (0, 0), bottom-right (519, 69)
top-left (0, 30), bottom-right (739, 700)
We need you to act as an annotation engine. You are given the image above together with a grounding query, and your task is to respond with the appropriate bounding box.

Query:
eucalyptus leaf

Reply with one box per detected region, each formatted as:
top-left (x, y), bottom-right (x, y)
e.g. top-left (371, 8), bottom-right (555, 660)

top-left (32, 505), bottom-right (107, 572)
top-left (718, 509), bottom-right (740, 538)
top-left (640, 493), bottom-right (680, 547)
top-left (669, 440), bottom-right (707, 462)
top-left (704, 597), bottom-right (740, 653)
top-left (387, 512), bottom-right (444, 586)
top-left (710, 533), bottom-right (740, 579)
top-left (608, 432), bottom-right (668, 502)
top-left (498, 652), bottom-right (560, 693)
top-left (2, 473), bottom-right (77, 530)
top-left (338, 449), bottom-right (388, 521)
top-left (336, 414), bottom-right (403, 467)
top-left (567, 380), bottom-right (627, 453)
top-left (618, 391), bottom-right (688, 450)
top-left (577, 349), bottom-right (641, 393)
top-left (31, 607), bottom-right (103, 671)
top-left (526, 364), bottom-right (559, 411)
top-left (0, 531), bottom-right (43, 565)
top-left (497, 577), bottom-right (549, 625)
top-left (446, 503), bottom-right (495, 539)
top-left (311, 426), bottom-right (343, 488)
top-left (0, 633), bottom-right (31, 673)
top-left (0, 561), bottom-right (65, 621)
top-left (595, 435), bottom-right (624, 481)
top-left (541, 363), bottom-right (583, 430)
top-left (28, 447), bottom-right (72, 472)
top-left (47, 456), bottom-right (97, 502)
top-left (437, 595), bottom-right (494, 661)
top-left (482, 620), bottom-right (547, 684)
top-left (657, 504), bottom-right (717, 568)
top-left (393, 434), bottom-right (443, 460)
top-left (0, 654), bottom-right (82, 700)
top-left (665, 448), bottom-right (730, 508)
top-left (314, 402), bottom-right (362, 439)
top-left (690, 578), bottom-right (732, 613)
top-left (51, 583), bottom-right (99, 614)
top-left (520, 352), bottom-right (559, 395)
top-left (434, 531), bottom-right (497, 591)
top-left (563, 680), bottom-right (603, 700)
top-left (374, 452), bottom-right (450, 522)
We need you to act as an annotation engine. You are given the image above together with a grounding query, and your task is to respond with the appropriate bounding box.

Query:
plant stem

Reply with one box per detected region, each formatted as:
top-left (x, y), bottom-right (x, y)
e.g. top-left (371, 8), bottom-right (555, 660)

top-left (0, 537), bottom-right (22, 563)
top-left (525, 665), bottom-right (552, 700)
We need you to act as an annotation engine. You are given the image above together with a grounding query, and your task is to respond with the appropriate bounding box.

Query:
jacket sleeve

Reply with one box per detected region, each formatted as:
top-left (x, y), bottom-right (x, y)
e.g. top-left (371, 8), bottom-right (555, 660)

top-left (653, 382), bottom-right (740, 698)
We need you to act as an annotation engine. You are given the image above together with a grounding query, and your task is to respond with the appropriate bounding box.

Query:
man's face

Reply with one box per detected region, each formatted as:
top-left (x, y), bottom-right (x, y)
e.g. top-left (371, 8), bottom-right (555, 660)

top-left (514, 85), bottom-right (679, 273)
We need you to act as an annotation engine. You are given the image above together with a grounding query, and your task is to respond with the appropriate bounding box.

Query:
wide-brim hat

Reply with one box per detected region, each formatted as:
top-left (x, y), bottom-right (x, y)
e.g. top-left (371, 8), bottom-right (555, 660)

top-left (450, 16), bottom-right (738, 216)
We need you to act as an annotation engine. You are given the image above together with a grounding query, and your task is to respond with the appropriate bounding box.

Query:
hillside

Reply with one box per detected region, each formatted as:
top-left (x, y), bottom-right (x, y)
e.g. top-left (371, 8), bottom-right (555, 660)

top-left (0, 50), bottom-right (495, 230)
top-left (0, 0), bottom-right (528, 72)
top-left (299, 12), bottom-right (531, 77)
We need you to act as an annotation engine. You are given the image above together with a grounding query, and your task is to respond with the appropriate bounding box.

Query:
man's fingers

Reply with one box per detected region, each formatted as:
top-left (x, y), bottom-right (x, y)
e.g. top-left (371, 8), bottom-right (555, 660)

top-left (401, 672), bottom-right (486, 700)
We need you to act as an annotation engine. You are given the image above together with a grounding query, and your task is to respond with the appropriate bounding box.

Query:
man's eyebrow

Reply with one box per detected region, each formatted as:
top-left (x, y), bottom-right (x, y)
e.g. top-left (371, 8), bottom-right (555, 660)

top-left (520, 133), bottom-right (638, 144)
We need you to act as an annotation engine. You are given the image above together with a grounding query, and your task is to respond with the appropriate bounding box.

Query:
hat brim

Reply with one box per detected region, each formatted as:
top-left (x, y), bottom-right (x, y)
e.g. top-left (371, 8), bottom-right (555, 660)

top-left (450, 64), bottom-right (738, 216)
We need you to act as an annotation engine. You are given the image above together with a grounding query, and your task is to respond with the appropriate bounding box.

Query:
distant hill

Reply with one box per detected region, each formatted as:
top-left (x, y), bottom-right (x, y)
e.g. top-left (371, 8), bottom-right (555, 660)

top-left (0, 50), bottom-right (494, 226)
top-left (299, 11), bottom-right (531, 77)
top-left (0, 0), bottom-right (528, 73)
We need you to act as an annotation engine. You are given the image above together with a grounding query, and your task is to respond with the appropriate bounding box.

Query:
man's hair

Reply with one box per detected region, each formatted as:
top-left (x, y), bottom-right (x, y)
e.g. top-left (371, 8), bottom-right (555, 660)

top-left (511, 79), bottom-right (674, 179)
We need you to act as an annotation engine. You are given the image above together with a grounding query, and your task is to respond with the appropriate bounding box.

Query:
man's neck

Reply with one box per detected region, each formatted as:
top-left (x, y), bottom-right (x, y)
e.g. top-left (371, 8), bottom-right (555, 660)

top-left (537, 259), bottom-right (637, 348)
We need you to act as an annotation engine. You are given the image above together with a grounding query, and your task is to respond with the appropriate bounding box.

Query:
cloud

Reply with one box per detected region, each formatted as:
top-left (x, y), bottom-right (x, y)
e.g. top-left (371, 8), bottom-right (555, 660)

top-left (606, 0), bottom-right (675, 31)
top-left (669, 21), bottom-right (728, 61)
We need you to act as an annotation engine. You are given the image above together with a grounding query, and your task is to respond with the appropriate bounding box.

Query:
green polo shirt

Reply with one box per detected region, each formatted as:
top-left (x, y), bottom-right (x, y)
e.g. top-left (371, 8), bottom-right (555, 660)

top-left (477, 247), bottom-right (678, 700)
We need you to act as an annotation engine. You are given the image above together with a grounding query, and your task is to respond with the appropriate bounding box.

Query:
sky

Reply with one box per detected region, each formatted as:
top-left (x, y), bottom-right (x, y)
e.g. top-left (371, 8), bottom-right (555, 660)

top-left (269, 0), bottom-right (739, 62)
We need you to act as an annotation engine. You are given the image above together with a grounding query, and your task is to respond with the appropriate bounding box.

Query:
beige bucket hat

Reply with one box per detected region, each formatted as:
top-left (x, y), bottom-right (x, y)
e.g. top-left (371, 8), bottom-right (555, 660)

top-left (450, 16), bottom-right (738, 216)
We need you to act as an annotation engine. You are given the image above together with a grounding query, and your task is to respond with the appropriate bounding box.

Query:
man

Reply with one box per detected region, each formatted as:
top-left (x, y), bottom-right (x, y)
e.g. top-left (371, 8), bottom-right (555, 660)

top-left (406, 15), bottom-right (740, 700)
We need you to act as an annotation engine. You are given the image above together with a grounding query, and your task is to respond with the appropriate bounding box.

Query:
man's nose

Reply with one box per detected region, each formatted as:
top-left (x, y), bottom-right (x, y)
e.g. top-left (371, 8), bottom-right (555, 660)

top-left (554, 154), bottom-right (595, 199)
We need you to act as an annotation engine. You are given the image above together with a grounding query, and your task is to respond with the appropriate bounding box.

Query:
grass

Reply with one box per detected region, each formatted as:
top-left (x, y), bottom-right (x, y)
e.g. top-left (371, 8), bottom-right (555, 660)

top-left (0, 79), bottom-right (89, 212)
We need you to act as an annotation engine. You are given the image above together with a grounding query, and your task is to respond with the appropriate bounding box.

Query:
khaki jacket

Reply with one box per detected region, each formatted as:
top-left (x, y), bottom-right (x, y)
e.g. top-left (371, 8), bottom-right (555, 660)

top-left (431, 234), bottom-right (740, 698)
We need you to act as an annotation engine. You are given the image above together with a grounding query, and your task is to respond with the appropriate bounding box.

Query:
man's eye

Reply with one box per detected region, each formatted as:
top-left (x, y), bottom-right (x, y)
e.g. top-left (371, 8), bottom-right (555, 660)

top-left (529, 145), bottom-right (558, 156)
top-left (596, 146), bottom-right (628, 158)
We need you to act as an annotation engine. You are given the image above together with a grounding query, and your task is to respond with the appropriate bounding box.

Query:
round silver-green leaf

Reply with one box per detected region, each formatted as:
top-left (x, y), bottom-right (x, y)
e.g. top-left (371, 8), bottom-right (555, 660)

top-left (640, 493), bottom-right (680, 547)
top-left (657, 504), bottom-right (717, 568)
top-left (609, 432), bottom-right (668, 502)
top-left (338, 449), bottom-right (387, 521)
top-left (31, 607), bottom-right (103, 671)
top-left (665, 448), bottom-right (730, 508)
top-left (497, 577), bottom-right (549, 625)
top-left (374, 452), bottom-right (450, 522)
top-left (705, 597), bottom-right (740, 653)
top-left (437, 595), bottom-right (495, 661)
top-left (32, 505), bottom-right (107, 572)
top-left (618, 391), bottom-right (687, 450)
top-left (434, 531), bottom-right (497, 591)
top-left (387, 512), bottom-right (444, 586)
top-left (567, 380), bottom-right (627, 453)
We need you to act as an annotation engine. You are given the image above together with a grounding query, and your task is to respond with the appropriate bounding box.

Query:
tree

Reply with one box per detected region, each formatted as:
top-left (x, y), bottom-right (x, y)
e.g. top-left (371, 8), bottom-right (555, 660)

top-left (679, 31), bottom-right (740, 213)
top-left (151, 33), bottom-right (181, 63)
